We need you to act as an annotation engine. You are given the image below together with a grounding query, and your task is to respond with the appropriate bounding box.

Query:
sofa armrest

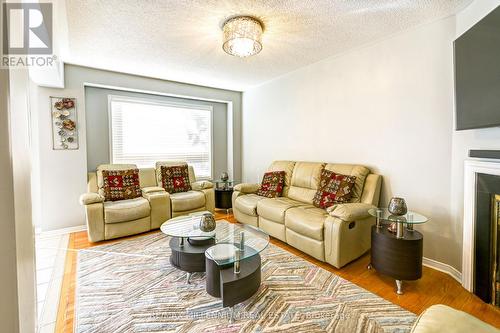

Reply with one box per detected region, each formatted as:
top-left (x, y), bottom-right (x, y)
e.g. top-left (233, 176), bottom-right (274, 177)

top-left (142, 186), bottom-right (165, 194)
top-left (191, 181), bottom-right (214, 191)
top-left (79, 192), bottom-right (104, 205)
top-left (143, 190), bottom-right (170, 229)
top-left (327, 203), bottom-right (376, 222)
top-left (83, 201), bottom-right (105, 242)
top-left (200, 188), bottom-right (215, 213)
top-left (234, 183), bottom-right (260, 194)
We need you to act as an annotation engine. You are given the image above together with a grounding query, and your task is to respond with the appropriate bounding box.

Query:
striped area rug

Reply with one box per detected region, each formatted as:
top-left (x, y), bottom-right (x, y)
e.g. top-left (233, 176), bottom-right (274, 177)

top-left (75, 230), bottom-right (416, 332)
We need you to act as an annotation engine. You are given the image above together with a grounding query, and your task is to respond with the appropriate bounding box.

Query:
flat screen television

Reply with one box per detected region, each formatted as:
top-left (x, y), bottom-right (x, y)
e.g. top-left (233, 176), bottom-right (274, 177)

top-left (454, 5), bottom-right (500, 131)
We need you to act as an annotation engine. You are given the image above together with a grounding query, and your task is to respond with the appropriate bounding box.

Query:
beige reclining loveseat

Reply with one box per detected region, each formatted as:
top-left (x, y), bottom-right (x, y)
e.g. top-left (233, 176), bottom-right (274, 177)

top-left (79, 162), bottom-right (214, 242)
top-left (232, 161), bottom-right (382, 268)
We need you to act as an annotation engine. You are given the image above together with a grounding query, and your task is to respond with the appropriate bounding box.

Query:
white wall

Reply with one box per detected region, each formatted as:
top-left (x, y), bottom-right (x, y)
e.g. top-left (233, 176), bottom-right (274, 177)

top-left (31, 64), bottom-right (242, 231)
top-left (243, 16), bottom-right (461, 269)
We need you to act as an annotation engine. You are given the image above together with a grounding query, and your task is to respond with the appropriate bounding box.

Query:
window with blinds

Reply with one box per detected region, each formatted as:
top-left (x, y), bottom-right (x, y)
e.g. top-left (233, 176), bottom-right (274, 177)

top-left (109, 95), bottom-right (213, 179)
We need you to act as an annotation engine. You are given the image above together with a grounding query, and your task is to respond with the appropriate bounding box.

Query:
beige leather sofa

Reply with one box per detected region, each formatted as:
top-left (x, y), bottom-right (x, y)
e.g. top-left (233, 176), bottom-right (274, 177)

top-left (410, 304), bottom-right (498, 333)
top-left (232, 161), bottom-right (382, 268)
top-left (79, 163), bottom-right (214, 242)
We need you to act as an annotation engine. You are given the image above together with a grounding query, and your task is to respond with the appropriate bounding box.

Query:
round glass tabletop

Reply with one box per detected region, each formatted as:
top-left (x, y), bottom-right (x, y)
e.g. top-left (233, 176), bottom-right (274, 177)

top-left (205, 223), bottom-right (269, 266)
top-left (368, 208), bottom-right (428, 224)
top-left (160, 211), bottom-right (217, 239)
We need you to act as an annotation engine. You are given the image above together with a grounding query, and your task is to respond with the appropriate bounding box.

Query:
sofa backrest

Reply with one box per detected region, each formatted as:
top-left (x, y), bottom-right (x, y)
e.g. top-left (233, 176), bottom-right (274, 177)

top-left (360, 174), bottom-right (382, 206)
top-left (287, 162), bottom-right (325, 204)
top-left (267, 160), bottom-right (382, 207)
top-left (139, 168), bottom-right (157, 188)
top-left (266, 160), bottom-right (296, 197)
top-left (87, 163), bottom-right (196, 193)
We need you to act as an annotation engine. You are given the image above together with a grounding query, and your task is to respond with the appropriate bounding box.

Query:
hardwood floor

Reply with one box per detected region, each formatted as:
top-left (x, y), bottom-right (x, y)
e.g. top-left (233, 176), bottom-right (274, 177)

top-left (55, 211), bottom-right (500, 331)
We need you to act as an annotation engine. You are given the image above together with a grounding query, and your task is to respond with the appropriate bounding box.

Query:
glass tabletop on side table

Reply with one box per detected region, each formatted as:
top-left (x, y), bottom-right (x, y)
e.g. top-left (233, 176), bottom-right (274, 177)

top-left (368, 208), bottom-right (429, 238)
top-left (214, 180), bottom-right (235, 190)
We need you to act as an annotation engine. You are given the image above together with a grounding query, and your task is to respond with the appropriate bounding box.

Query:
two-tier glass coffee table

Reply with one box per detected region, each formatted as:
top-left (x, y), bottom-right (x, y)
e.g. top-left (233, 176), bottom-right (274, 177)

top-left (160, 212), bottom-right (269, 320)
top-left (367, 208), bottom-right (429, 295)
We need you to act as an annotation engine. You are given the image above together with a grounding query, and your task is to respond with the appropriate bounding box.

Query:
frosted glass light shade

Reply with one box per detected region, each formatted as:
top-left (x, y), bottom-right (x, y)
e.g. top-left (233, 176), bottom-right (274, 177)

top-left (222, 16), bottom-right (263, 57)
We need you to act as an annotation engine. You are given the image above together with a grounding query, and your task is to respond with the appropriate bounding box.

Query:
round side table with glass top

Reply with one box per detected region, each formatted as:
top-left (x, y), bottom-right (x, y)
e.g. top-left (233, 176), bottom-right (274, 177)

top-left (367, 208), bottom-right (429, 295)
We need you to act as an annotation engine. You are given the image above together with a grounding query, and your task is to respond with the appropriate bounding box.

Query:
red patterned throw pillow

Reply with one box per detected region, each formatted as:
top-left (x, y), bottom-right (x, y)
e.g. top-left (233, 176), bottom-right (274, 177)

top-left (102, 169), bottom-right (141, 201)
top-left (256, 171), bottom-right (286, 198)
top-left (160, 165), bottom-right (192, 193)
top-left (313, 169), bottom-right (356, 209)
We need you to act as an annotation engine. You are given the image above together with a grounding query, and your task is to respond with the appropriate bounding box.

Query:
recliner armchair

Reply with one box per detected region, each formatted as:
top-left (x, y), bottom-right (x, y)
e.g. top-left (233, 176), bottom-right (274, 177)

top-left (80, 162), bottom-right (214, 242)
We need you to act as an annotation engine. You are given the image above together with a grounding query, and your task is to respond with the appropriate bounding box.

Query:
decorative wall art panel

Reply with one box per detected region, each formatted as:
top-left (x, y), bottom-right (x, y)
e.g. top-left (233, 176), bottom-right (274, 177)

top-left (51, 97), bottom-right (78, 150)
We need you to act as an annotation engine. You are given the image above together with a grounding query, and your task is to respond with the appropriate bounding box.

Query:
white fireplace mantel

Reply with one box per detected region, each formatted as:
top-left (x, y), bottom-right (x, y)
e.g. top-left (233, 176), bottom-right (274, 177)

top-left (462, 159), bottom-right (500, 291)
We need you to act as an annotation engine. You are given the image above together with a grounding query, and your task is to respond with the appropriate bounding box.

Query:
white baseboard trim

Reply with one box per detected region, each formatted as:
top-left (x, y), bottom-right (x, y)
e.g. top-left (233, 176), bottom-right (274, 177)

top-left (423, 257), bottom-right (462, 284)
top-left (37, 225), bottom-right (87, 237)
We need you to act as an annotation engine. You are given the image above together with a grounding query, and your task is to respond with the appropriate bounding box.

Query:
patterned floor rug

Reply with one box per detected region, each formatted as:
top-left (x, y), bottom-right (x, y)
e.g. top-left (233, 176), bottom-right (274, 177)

top-left (75, 231), bottom-right (416, 333)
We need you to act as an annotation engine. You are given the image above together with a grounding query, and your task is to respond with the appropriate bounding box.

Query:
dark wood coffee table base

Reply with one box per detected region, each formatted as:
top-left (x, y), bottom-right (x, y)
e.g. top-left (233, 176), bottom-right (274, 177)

top-left (169, 237), bottom-right (215, 283)
top-left (205, 253), bottom-right (261, 310)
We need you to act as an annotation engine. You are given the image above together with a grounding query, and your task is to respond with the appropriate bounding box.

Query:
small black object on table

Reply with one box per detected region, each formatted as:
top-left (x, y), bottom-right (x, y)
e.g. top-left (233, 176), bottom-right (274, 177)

top-left (367, 208), bottom-right (428, 295)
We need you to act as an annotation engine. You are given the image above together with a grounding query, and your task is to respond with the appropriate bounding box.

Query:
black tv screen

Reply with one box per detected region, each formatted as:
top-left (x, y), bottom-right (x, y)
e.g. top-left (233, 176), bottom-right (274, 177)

top-left (454, 5), bottom-right (500, 131)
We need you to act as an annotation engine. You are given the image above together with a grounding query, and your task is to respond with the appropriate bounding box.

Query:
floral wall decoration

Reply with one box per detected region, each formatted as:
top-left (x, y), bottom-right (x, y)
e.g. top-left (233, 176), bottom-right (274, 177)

top-left (51, 97), bottom-right (78, 150)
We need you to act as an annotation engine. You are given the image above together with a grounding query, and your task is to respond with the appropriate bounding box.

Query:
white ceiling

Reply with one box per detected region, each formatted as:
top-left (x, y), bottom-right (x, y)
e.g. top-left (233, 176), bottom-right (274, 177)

top-left (63, 0), bottom-right (472, 91)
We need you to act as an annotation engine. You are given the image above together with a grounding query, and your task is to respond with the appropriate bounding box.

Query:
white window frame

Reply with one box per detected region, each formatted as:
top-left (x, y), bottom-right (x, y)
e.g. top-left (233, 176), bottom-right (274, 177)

top-left (107, 94), bottom-right (214, 180)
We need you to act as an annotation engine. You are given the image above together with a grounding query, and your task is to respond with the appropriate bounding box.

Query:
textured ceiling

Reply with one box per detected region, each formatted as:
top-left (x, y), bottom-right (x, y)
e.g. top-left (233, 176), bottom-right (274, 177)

top-left (63, 0), bottom-right (472, 91)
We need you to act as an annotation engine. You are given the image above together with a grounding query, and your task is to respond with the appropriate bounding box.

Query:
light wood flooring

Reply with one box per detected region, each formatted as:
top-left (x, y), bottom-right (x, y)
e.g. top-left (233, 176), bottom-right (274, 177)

top-left (55, 211), bottom-right (500, 332)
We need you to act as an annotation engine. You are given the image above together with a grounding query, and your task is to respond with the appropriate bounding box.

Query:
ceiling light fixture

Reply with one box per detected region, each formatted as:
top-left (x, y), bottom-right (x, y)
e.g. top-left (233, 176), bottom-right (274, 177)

top-left (222, 16), bottom-right (263, 58)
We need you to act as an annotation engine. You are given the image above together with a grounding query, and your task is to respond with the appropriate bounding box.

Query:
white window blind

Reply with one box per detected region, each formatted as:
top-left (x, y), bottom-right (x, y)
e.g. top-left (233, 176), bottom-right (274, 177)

top-left (109, 96), bottom-right (212, 179)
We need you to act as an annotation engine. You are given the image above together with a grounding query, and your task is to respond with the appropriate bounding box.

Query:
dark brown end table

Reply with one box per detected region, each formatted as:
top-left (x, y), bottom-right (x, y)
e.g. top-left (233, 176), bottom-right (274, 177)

top-left (369, 225), bottom-right (423, 294)
top-left (214, 180), bottom-right (234, 213)
top-left (367, 208), bottom-right (428, 295)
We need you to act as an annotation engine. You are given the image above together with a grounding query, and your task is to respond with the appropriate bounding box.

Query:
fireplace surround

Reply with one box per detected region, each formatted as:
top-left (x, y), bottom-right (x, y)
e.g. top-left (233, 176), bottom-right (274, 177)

top-left (463, 159), bottom-right (500, 306)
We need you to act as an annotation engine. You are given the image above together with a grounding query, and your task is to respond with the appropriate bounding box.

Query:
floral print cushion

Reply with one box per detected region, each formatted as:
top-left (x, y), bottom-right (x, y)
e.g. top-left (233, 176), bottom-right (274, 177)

top-left (160, 165), bottom-right (192, 193)
top-left (256, 171), bottom-right (286, 198)
top-left (102, 169), bottom-right (142, 201)
top-left (313, 169), bottom-right (356, 209)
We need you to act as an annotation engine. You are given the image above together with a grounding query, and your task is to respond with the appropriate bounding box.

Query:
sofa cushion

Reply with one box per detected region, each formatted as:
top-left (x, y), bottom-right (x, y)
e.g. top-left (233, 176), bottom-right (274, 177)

top-left (313, 170), bottom-right (356, 209)
top-left (96, 164), bottom-right (138, 198)
top-left (285, 206), bottom-right (328, 241)
top-left (325, 164), bottom-right (370, 203)
top-left (155, 161), bottom-right (196, 186)
top-left (257, 197), bottom-right (305, 224)
top-left (410, 304), bottom-right (498, 333)
top-left (170, 190), bottom-right (205, 212)
top-left (267, 161), bottom-right (296, 196)
top-left (104, 197), bottom-right (150, 224)
top-left (288, 162), bottom-right (325, 204)
top-left (234, 194), bottom-right (266, 217)
top-left (256, 171), bottom-right (286, 198)
top-left (160, 165), bottom-right (192, 193)
top-left (102, 168), bottom-right (142, 202)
